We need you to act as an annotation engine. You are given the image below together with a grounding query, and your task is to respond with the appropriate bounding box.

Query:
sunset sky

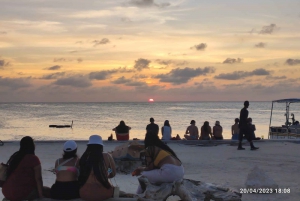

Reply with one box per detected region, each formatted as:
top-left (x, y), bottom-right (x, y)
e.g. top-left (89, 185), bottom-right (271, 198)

top-left (1, 0), bottom-right (300, 102)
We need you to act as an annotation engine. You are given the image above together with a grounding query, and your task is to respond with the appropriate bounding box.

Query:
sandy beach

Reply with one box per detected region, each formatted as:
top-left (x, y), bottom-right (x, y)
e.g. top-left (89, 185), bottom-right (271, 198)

top-left (1, 140), bottom-right (300, 201)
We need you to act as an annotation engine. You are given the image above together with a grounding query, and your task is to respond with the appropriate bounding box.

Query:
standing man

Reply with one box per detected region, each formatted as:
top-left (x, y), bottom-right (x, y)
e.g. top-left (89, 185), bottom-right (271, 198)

top-left (146, 117), bottom-right (159, 135)
top-left (238, 101), bottom-right (259, 150)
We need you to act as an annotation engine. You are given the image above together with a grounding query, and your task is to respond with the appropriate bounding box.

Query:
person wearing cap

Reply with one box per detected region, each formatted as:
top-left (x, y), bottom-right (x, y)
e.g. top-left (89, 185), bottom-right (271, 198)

top-left (78, 135), bottom-right (116, 201)
top-left (200, 121), bottom-right (212, 140)
top-left (50, 140), bottom-right (80, 200)
top-left (146, 117), bottom-right (159, 136)
top-left (161, 120), bottom-right (172, 140)
top-left (212, 121), bottom-right (223, 140)
top-left (184, 120), bottom-right (199, 140)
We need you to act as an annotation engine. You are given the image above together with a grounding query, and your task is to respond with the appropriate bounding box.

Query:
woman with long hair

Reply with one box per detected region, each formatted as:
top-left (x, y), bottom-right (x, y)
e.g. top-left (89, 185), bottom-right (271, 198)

top-left (112, 120), bottom-right (131, 141)
top-left (2, 136), bottom-right (50, 201)
top-left (212, 121), bottom-right (223, 140)
top-left (161, 120), bottom-right (172, 140)
top-left (132, 132), bottom-right (184, 194)
top-left (200, 121), bottom-right (212, 140)
top-left (79, 135), bottom-right (116, 201)
top-left (50, 140), bottom-right (80, 200)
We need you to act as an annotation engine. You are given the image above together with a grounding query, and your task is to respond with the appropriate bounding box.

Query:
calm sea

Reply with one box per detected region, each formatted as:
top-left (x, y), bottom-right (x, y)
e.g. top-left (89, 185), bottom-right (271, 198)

top-left (0, 102), bottom-right (299, 141)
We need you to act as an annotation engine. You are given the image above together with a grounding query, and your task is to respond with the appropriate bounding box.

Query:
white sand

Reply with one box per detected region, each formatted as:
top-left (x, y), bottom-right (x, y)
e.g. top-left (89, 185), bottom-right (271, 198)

top-left (1, 140), bottom-right (300, 201)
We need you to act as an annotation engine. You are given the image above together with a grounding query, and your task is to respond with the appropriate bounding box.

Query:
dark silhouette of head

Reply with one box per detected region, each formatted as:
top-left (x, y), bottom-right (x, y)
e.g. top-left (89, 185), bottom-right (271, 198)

top-left (190, 120), bottom-right (196, 125)
top-left (247, 118), bottom-right (252, 123)
top-left (203, 121), bottom-right (210, 132)
top-left (164, 120), bottom-right (170, 127)
top-left (119, 120), bottom-right (126, 127)
top-left (150, 117), bottom-right (154, 123)
top-left (235, 118), bottom-right (240, 123)
top-left (244, 101), bottom-right (249, 108)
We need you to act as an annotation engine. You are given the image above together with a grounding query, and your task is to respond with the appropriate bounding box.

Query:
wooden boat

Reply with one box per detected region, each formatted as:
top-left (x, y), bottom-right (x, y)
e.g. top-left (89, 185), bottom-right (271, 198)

top-left (49, 121), bottom-right (73, 128)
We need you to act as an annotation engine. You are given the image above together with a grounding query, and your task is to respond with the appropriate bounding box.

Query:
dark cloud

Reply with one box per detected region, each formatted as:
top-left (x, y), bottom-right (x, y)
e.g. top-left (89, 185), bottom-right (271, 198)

top-left (89, 67), bottom-right (134, 80)
top-left (0, 76), bottom-right (31, 89)
top-left (154, 67), bottom-right (215, 85)
top-left (0, 60), bottom-right (10, 69)
top-left (40, 72), bottom-right (66, 80)
top-left (77, 58), bottom-right (83, 63)
top-left (53, 58), bottom-right (67, 62)
top-left (255, 42), bottom-right (266, 48)
top-left (45, 65), bottom-right (61, 70)
top-left (111, 76), bottom-right (146, 86)
top-left (191, 43), bottom-right (207, 51)
top-left (266, 75), bottom-right (286, 80)
top-left (259, 24), bottom-right (277, 34)
top-left (155, 59), bottom-right (189, 67)
top-left (89, 70), bottom-right (118, 80)
top-left (215, 68), bottom-right (270, 80)
top-left (92, 38), bottom-right (110, 46)
top-left (222, 58), bottom-right (243, 64)
top-left (129, 0), bottom-right (170, 8)
top-left (134, 58), bottom-right (151, 71)
top-left (53, 75), bottom-right (92, 88)
top-left (285, 58), bottom-right (300, 66)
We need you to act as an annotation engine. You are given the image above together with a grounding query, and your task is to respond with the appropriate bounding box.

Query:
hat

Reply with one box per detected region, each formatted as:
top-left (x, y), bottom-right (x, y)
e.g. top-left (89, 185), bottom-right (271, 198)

top-left (87, 135), bottom-right (104, 146)
top-left (63, 140), bottom-right (77, 152)
top-left (215, 121), bottom-right (220, 125)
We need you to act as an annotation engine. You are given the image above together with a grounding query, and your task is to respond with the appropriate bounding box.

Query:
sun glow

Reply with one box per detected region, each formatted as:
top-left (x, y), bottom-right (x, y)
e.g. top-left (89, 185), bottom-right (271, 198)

top-left (149, 98), bottom-right (154, 102)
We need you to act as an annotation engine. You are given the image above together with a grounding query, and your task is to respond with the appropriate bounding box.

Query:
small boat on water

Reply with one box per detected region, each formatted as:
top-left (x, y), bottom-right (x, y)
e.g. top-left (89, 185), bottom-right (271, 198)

top-left (269, 99), bottom-right (300, 139)
top-left (49, 121), bottom-right (73, 128)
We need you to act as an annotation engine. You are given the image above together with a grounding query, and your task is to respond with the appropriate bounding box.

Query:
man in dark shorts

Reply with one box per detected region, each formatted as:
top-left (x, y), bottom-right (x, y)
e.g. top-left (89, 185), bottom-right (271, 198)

top-left (146, 117), bottom-right (159, 135)
top-left (238, 101), bottom-right (259, 150)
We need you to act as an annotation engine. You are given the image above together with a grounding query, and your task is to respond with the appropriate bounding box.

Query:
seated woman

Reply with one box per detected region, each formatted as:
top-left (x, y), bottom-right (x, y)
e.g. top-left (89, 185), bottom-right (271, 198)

top-left (231, 118), bottom-right (240, 140)
top-left (212, 121), bottom-right (223, 140)
top-left (200, 121), bottom-right (212, 140)
top-left (112, 120), bottom-right (131, 141)
top-left (50, 140), bottom-right (80, 200)
top-left (132, 132), bottom-right (184, 194)
top-left (2, 136), bottom-right (50, 201)
top-left (79, 135), bottom-right (116, 201)
top-left (161, 120), bottom-right (172, 140)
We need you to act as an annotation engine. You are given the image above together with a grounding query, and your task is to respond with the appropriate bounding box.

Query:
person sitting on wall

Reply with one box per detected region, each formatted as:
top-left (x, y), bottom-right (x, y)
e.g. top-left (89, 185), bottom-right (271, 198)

top-left (112, 120), bottom-right (131, 141)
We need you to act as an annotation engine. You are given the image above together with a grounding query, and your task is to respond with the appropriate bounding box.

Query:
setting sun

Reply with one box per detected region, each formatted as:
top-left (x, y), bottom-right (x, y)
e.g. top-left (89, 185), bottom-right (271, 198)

top-left (149, 98), bottom-right (154, 102)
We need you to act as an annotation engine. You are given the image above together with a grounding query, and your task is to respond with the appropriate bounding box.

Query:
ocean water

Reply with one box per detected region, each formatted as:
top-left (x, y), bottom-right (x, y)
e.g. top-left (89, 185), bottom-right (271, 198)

top-left (0, 102), bottom-right (299, 141)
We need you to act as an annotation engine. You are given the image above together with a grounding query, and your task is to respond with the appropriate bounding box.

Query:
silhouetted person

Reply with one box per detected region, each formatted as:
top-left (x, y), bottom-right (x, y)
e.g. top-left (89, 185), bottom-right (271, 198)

top-left (238, 101), bottom-right (259, 150)
top-left (146, 117), bottom-right (159, 135)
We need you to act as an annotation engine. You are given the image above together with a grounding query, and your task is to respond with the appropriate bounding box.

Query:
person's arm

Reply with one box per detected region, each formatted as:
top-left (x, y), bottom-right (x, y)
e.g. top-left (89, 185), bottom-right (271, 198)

top-left (185, 126), bottom-right (189, 134)
top-left (161, 127), bottom-right (164, 136)
top-left (112, 128), bottom-right (116, 131)
top-left (106, 153), bottom-right (116, 178)
top-left (34, 165), bottom-right (44, 198)
top-left (231, 125), bottom-right (234, 135)
top-left (253, 124), bottom-right (256, 131)
top-left (170, 127), bottom-right (172, 136)
top-left (128, 126), bottom-right (131, 130)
